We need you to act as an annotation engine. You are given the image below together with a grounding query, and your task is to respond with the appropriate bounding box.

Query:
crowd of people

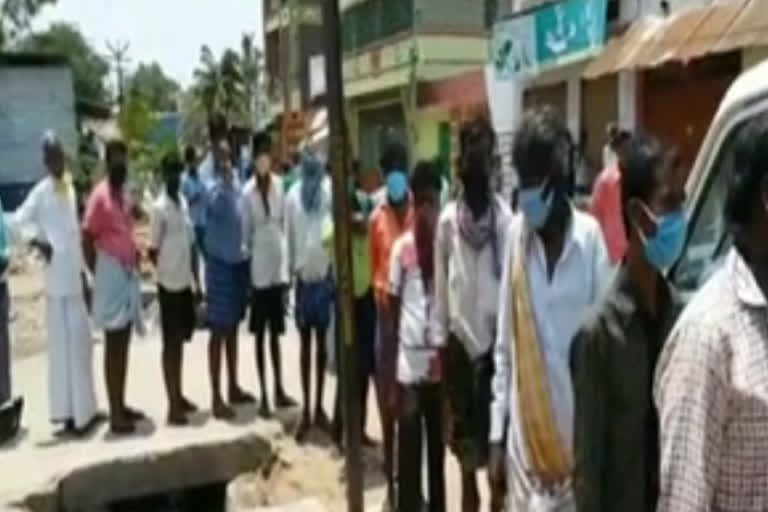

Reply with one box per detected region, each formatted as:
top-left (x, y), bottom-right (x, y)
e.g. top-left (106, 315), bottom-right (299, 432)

top-left (2, 104), bottom-right (768, 512)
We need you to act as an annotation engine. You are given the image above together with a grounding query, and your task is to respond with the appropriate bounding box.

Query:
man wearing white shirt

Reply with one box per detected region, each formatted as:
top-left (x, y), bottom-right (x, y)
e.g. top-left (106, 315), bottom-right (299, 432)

top-left (488, 107), bottom-right (609, 511)
top-left (149, 151), bottom-right (199, 426)
top-left (284, 151), bottom-right (333, 441)
top-left (10, 132), bottom-right (99, 435)
top-left (242, 134), bottom-right (297, 418)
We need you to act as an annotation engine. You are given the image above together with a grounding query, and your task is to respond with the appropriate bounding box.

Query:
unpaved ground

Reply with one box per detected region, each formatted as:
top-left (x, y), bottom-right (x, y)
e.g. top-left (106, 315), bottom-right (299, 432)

top-left (229, 434), bottom-right (386, 511)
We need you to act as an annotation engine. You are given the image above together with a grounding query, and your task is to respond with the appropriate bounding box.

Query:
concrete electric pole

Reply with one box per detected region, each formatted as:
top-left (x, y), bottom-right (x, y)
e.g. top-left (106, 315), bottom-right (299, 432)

top-left (321, 0), bottom-right (364, 511)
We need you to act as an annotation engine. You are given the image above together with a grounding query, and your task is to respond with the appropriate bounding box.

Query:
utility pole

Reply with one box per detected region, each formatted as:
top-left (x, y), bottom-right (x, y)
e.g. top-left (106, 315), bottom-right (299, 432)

top-left (322, 1), bottom-right (363, 511)
top-left (106, 40), bottom-right (130, 107)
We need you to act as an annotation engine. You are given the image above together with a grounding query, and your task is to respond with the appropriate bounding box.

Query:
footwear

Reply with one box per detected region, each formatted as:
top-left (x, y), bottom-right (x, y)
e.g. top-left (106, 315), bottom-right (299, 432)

top-left (181, 397), bottom-right (199, 413)
top-left (274, 391), bottom-right (298, 409)
top-left (314, 409), bottom-right (332, 434)
top-left (229, 387), bottom-right (256, 405)
top-left (109, 418), bottom-right (136, 436)
top-left (258, 399), bottom-right (272, 419)
top-left (168, 410), bottom-right (190, 426)
top-left (295, 415), bottom-right (311, 443)
top-left (362, 433), bottom-right (377, 448)
top-left (213, 401), bottom-right (236, 420)
top-left (0, 397), bottom-right (22, 444)
top-left (72, 412), bottom-right (107, 437)
top-left (124, 406), bottom-right (147, 421)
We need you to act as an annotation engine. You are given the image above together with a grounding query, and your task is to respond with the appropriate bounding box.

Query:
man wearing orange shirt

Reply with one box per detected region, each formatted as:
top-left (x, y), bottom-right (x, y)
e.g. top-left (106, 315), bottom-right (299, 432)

top-left (591, 128), bottom-right (630, 264)
top-left (370, 141), bottom-right (413, 510)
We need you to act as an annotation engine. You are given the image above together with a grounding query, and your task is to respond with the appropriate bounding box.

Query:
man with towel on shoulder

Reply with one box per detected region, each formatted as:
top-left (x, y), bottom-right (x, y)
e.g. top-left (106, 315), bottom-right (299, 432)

top-left (489, 106), bottom-right (610, 511)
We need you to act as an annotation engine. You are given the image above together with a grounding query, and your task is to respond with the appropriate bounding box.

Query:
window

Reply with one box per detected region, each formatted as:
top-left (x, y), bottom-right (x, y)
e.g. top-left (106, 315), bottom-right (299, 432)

top-left (341, 0), bottom-right (414, 53)
top-left (671, 99), bottom-right (768, 294)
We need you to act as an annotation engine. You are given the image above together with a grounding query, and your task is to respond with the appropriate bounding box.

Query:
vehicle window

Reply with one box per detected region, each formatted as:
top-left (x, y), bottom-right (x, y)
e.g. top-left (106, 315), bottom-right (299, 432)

top-left (672, 123), bottom-right (740, 293)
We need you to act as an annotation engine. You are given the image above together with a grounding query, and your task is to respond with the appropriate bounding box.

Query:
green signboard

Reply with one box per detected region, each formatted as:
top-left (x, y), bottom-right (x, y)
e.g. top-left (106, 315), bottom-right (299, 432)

top-left (492, 0), bottom-right (608, 79)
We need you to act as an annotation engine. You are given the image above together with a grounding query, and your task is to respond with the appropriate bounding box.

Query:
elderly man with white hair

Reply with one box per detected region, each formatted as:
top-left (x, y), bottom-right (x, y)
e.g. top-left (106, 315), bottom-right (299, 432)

top-left (10, 131), bottom-right (99, 435)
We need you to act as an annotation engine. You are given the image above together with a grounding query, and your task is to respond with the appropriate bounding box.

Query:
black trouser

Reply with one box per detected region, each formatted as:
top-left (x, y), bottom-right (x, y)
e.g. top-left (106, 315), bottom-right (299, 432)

top-left (397, 382), bottom-right (445, 512)
top-left (333, 290), bottom-right (376, 440)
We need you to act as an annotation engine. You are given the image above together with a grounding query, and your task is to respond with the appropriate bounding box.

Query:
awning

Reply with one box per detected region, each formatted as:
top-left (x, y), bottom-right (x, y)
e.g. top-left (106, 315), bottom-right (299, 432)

top-left (584, 0), bottom-right (768, 79)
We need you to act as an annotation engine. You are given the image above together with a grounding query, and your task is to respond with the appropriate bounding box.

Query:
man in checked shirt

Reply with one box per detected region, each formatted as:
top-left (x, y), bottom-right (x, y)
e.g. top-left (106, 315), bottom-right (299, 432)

top-left (654, 112), bottom-right (768, 511)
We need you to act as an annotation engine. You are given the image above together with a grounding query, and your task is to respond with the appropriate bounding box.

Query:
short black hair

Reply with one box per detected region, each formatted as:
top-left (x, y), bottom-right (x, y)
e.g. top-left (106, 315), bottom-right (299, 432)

top-left (723, 112), bottom-right (768, 235)
top-left (379, 141), bottom-right (408, 175)
top-left (459, 116), bottom-right (496, 157)
top-left (512, 106), bottom-right (569, 181)
top-left (252, 131), bottom-right (272, 157)
top-left (410, 159), bottom-right (441, 203)
top-left (161, 149), bottom-right (184, 177)
top-left (105, 139), bottom-right (126, 163)
top-left (619, 133), bottom-right (666, 232)
top-left (208, 112), bottom-right (228, 141)
top-left (184, 145), bottom-right (197, 164)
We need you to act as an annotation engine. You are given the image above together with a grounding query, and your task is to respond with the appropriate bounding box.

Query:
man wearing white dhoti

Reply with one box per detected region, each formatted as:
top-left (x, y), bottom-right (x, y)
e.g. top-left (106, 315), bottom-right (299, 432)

top-left (10, 132), bottom-right (99, 435)
top-left (489, 108), bottom-right (610, 511)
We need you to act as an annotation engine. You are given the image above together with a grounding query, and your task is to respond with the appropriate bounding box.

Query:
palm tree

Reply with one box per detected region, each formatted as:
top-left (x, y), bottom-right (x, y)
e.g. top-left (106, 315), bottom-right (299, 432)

top-left (192, 44), bottom-right (221, 117)
top-left (240, 33), bottom-right (264, 128)
top-left (219, 48), bottom-right (245, 121)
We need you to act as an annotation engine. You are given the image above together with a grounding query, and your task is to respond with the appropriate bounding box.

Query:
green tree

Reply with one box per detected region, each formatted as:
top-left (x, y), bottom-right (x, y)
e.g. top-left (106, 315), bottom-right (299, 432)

top-left (240, 33), bottom-right (264, 128)
top-left (0, 0), bottom-right (56, 48)
top-left (191, 44), bottom-right (220, 117)
top-left (127, 61), bottom-right (181, 112)
top-left (17, 22), bottom-right (110, 103)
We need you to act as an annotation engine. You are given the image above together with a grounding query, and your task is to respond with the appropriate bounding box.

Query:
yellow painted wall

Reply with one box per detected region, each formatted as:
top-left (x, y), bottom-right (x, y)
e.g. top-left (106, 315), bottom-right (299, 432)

top-left (414, 109), bottom-right (450, 162)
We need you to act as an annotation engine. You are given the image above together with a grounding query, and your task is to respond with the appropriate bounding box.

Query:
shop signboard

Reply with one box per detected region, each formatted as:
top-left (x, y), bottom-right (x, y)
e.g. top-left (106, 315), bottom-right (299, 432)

top-left (492, 0), bottom-right (608, 80)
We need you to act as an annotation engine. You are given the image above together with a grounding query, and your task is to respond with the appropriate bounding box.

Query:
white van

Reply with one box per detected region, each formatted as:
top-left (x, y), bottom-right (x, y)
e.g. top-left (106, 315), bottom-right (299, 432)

top-left (670, 57), bottom-right (768, 299)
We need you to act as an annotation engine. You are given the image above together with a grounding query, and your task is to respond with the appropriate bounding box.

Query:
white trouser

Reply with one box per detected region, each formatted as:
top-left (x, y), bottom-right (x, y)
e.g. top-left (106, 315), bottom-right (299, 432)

top-left (47, 295), bottom-right (96, 429)
top-left (506, 458), bottom-right (575, 512)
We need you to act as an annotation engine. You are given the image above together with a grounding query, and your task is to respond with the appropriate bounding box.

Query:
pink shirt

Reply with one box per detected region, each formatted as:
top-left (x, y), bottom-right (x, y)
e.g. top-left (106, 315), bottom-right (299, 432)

top-left (590, 165), bottom-right (627, 264)
top-left (84, 180), bottom-right (137, 267)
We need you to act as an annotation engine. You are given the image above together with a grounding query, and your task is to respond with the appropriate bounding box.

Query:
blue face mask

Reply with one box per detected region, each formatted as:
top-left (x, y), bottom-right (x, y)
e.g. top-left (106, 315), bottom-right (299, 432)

top-left (640, 208), bottom-right (687, 272)
top-left (518, 181), bottom-right (554, 230)
top-left (387, 170), bottom-right (408, 204)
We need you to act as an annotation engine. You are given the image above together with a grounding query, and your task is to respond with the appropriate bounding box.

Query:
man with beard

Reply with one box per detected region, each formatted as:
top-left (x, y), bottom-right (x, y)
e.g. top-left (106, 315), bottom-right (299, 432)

top-left (489, 106), bottom-right (610, 511)
top-left (391, 160), bottom-right (446, 512)
top-left (434, 118), bottom-right (512, 511)
top-left (83, 139), bottom-right (145, 435)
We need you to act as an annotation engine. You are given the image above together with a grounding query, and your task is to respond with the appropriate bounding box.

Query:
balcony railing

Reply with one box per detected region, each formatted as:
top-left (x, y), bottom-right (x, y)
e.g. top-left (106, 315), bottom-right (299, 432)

top-left (342, 0), bottom-right (414, 53)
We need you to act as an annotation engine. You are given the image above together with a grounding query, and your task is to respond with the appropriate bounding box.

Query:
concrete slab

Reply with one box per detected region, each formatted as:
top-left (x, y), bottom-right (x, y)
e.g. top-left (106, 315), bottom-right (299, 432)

top-left (230, 497), bottom-right (326, 512)
top-left (1, 327), bottom-right (290, 512)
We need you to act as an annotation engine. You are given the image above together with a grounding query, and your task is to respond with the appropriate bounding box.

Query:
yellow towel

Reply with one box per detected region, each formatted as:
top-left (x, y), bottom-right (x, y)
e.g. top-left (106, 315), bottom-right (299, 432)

top-left (511, 231), bottom-right (572, 487)
top-left (53, 173), bottom-right (73, 200)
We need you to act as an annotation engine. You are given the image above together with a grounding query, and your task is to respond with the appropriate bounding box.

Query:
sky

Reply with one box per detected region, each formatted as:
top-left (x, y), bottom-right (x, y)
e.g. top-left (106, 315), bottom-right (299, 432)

top-left (34, 0), bottom-right (264, 88)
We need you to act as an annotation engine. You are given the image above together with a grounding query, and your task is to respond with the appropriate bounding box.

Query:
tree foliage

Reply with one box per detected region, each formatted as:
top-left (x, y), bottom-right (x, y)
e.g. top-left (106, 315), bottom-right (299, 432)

top-left (127, 61), bottom-right (181, 112)
top-left (16, 22), bottom-right (110, 103)
top-left (0, 0), bottom-right (56, 48)
top-left (189, 34), bottom-right (264, 129)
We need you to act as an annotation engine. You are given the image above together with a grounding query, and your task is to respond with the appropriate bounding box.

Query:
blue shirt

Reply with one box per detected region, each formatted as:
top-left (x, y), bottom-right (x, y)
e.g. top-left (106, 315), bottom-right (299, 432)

top-left (204, 178), bottom-right (244, 264)
top-left (181, 170), bottom-right (207, 227)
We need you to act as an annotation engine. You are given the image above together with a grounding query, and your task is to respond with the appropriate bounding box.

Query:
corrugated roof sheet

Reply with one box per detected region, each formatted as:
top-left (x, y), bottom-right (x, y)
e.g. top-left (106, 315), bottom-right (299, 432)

top-left (584, 0), bottom-right (767, 79)
top-left (583, 18), bottom-right (663, 78)
top-left (714, 0), bottom-right (768, 53)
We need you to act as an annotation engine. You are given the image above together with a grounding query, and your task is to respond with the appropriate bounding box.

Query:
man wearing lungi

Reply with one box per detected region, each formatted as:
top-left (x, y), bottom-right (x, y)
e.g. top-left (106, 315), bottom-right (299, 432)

top-left (205, 138), bottom-right (254, 420)
top-left (11, 132), bottom-right (99, 436)
top-left (489, 107), bottom-right (610, 511)
top-left (285, 151), bottom-right (334, 442)
top-left (0, 198), bottom-right (22, 444)
top-left (83, 139), bottom-right (145, 435)
top-left (369, 141), bottom-right (414, 509)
